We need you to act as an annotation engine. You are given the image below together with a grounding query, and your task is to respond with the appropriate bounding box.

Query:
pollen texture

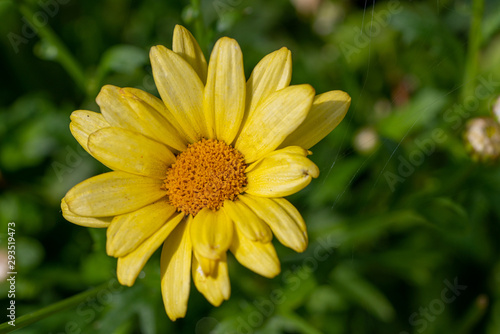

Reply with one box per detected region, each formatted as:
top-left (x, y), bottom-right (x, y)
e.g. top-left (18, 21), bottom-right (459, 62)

top-left (164, 138), bottom-right (247, 216)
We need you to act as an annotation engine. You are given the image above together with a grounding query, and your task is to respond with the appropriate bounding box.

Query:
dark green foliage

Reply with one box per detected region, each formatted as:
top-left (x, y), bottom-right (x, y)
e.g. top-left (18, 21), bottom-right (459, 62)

top-left (1, 0), bottom-right (500, 333)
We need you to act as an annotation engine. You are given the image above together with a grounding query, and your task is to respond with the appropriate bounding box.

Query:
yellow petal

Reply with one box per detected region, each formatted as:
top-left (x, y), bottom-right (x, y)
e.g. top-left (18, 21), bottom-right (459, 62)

top-left (192, 252), bottom-right (230, 306)
top-left (107, 198), bottom-right (176, 257)
top-left (236, 84), bottom-right (315, 163)
top-left (160, 219), bottom-right (192, 321)
top-left (244, 146), bottom-right (307, 173)
top-left (173, 25), bottom-right (208, 84)
top-left (121, 87), bottom-right (188, 151)
top-left (117, 212), bottom-right (184, 286)
top-left (194, 251), bottom-right (218, 276)
top-left (150, 45), bottom-right (207, 142)
top-left (69, 110), bottom-right (110, 155)
top-left (246, 47), bottom-right (292, 119)
top-left (245, 146), bottom-right (319, 197)
top-left (280, 90), bottom-right (351, 149)
top-left (230, 220), bottom-right (280, 278)
top-left (65, 171), bottom-right (166, 217)
top-left (272, 197), bottom-right (307, 232)
top-left (239, 195), bottom-right (308, 253)
top-left (61, 198), bottom-right (111, 228)
top-left (190, 208), bottom-right (233, 261)
top-left (222, 199), bottom-right (272, 242)
top-left (203, 37), bottom-right (246, 143)
top-left (88, 127), bottom-right (175, 179)
top-left (96, 85), bottom-right (187, 151)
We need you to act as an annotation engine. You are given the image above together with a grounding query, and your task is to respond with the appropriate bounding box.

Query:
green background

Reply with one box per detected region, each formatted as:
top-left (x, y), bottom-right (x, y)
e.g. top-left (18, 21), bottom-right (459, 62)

top-left (1, 0), bottom-right (500, 333)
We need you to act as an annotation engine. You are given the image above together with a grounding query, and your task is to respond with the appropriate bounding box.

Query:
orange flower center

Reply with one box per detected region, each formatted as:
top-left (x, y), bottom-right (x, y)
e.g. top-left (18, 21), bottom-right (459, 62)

top-left (164, 138), bottom-right (247, 216)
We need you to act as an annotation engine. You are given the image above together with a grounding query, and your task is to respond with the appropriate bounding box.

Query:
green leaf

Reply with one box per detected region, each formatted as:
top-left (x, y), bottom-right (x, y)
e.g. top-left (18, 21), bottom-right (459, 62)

top-left (312, 210), bottom-right (427, 248)
top-left (377, 88), bottom-right (449, 140)
top-left (330, 265), bottom-right (395, 322)
top-left (306, 285), bottom-right (347, 314)
top-left (416, 197), bottom-right (468, 232)
top-left (99, 45), bottom-right (148, 75)
top-left (278, 266), bottom-right (317, 312)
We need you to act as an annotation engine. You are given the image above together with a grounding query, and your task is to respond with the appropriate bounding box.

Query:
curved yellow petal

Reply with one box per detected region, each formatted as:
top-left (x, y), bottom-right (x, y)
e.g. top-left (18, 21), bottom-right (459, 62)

top-left (150, 45), bottom-right (207, 142)
top-left (117, 212), bottom-right (184, 286)
top-left (95, 85), bottom-right (187, 152)
top-left (192, 252), bottom-right (230, 307)
top-left (88, 127), bottom-right (175, 179)
top-left (203, 37), bottom-right (246, 143)
top-left (246, 47), bottom-right (292, 119)
top-left (239, 194), bottom-right (308, 253)
top-left (245, 146), bottom-right (319, 197)
top-left (194, 251), bottom-right (218, 276)
top-left (121, 87), bottom-right (188, 151)
top-left (65, 171), bottom-right (166, 217)
top-left (236, 84), bottom-right (315, 163)
top-left (222, 199), bottom-right (272, 243)
top-left (61, 198), bottom-right (111, 228)
top-left (173, 25), bottom-right (208, 84)
top-left (160, 219), bottom-right (192, 321)
top-left (245, 146), bottom-right (307, 173)
top-left (280, 90), bottom-right (351, 149)
top-left (107, 198), bottom-right (176, 257)
top-left (272, 197), bottom-right (307, 232)
top-left (230, 220), bottom-right (280, 278)
top-left (190, 208), bottom-right (233, 261)
top-left (69, 110), bottom-right (110, 155)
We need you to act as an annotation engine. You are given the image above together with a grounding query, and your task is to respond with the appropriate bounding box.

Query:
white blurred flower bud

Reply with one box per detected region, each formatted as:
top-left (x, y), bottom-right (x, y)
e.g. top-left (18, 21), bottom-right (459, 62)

top-left (464, 117), bottom-right (500, 162)
top-left (353, 126), bottom-right (379, 154)
top-left (313, 1), bottom-right (343, 35)
top-left (291, 0), bottom-right (322, 16)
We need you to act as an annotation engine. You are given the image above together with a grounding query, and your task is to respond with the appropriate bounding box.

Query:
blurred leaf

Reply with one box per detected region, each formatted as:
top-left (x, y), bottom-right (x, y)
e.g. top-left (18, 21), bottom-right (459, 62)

top-left (265, 312), bottom-right (323, 334)
top-left (391, 5), bottom-right (439, 45)
top-left (0, 95), bottom-right (67, 171)
top-left (88, 228), bottom-right (107, 253)
top-left (0, 194), bottom-right (43, 234)
top-left (81, 252), bottom-right (115, 284)
top-left (330, 265), bottom-right (395, 322)
top-left (278, 266), bottom-right (317, 312)
top-left (416, 197), bottom-right (468, 232)
top-left (364, 248), bottom-right (442, 285)
top-left (136, 301), bottom-right (158, 334)
top-left (377, 88), bottom-right (449, 140)
top-left (16, 237), bottom-right (45, 270)
top-left (3, 1), bottom-right (500, 333)
top-left (98, 45), bottom-right (148, 75)
top-left (88, 285), bottom-right (141, 334)
top-left (486, 300), bottom-right (500, 334)
top-left (483, 0), bottom-right (500, 42)
top-left (309, 156), bottom-right (368, 207)
top-left (313, 210), bottom-right (427, 247)
top-left (305, 285), bottom-right (347, 314)
top-left (456, 295), bottom-right (489, 334)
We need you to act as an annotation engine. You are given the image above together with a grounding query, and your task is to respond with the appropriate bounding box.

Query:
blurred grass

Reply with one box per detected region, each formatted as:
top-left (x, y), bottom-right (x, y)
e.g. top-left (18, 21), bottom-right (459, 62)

top-left (1, 0), bottom-right (500, 333)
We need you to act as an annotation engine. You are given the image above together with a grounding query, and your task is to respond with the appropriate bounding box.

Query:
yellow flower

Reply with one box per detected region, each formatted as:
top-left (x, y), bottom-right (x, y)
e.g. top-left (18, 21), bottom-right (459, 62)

top-left (61, 25), bottom-right (350, 320)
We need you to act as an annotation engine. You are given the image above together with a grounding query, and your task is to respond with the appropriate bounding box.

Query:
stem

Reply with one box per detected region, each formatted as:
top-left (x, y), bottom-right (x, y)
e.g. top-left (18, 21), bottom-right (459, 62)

top-left (17, 2), bottom-right (88, 94)
top-left (0, 282), bottom-right (110, 333)
top-left (456, 295), bottom-right (488, 334)
top-left (461, 0), bottom-right (484, 103)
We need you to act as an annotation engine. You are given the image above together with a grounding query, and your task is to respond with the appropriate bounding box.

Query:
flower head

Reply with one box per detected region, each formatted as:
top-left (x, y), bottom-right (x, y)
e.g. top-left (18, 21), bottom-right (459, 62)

top-left (62, 25), bottom-right (350, 320)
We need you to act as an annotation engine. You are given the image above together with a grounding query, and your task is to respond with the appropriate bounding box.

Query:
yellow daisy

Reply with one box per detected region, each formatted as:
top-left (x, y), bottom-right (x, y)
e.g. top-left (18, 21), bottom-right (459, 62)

top-left (61, 25), bottom-right (350, 320)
